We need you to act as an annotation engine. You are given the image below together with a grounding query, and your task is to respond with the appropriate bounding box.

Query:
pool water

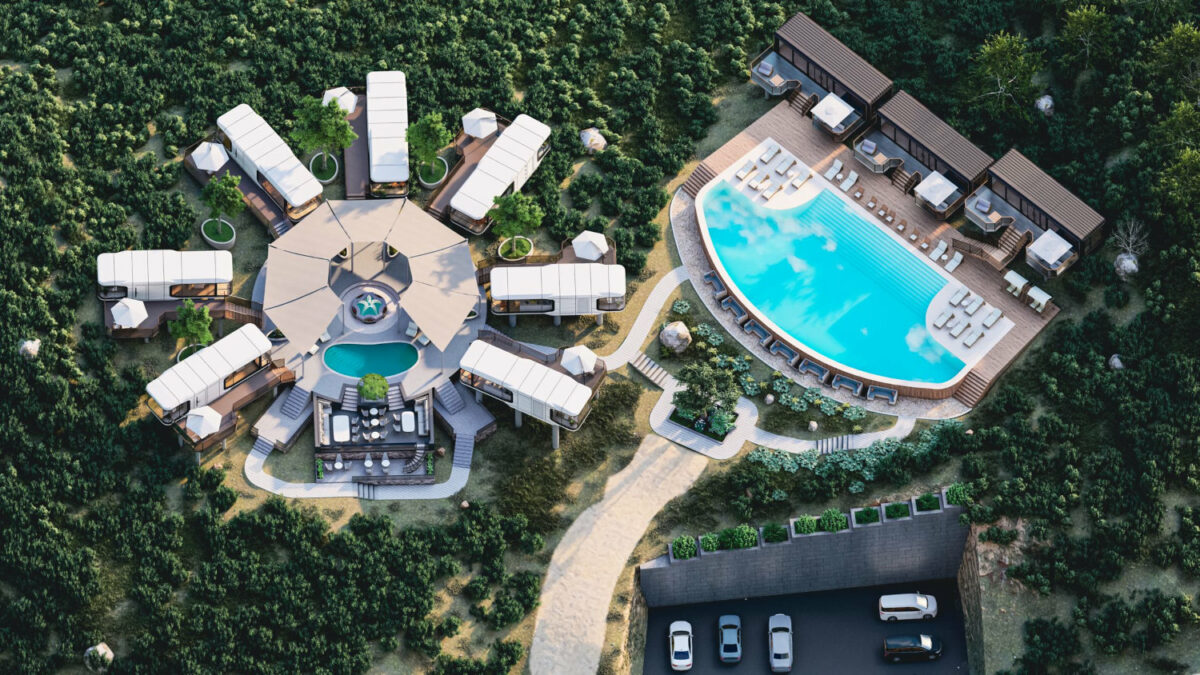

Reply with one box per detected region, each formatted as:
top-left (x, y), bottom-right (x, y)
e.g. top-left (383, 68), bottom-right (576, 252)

top-left (701, 181), bottom-right (964, 384)
top-left (323, 342), bottom-right (419, 378)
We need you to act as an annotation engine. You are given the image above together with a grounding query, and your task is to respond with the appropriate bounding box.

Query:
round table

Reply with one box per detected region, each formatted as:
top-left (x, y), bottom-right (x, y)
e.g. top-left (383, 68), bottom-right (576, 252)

top-left (370, 418), bottom-right (379, 427)
top-left (370, 407), bottom-right (378, 416)
top-left (371, 431), bottom-right (380, 440)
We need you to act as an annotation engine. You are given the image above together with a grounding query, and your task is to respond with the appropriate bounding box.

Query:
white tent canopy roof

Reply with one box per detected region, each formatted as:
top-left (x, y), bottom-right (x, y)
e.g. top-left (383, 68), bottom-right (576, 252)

top-left (571, 230), bottom-right (609, 261)
top-left (1027, 285), bottom-right (1052, 308)
top-left (579, 127), bottom-right (607, 151)
top-left (914, 171), bottom-right (959, 206)
top-left (489, 263), bottom-right (625, 302)
top-left (322, 86), bottom-right (358, 114)
top-left (561, 345), bottom-right (598, 375)
top-left (462, 108), bottom-right (498, 139)
top-left (191, 142), bottom-right (229, 172)
top-left (1027, 229), bottom-right (1074, 264)
top-left (450, 114), bottom-right (551, 220)
top-left (812, 93), bottom-right (854, 129)
top-left (186, 406), bottom-right (222, 438)
top-left (111, 298), bottom-right (148, 328)
top-left (1004, 269), bottom-right (1029, 290)
top-left (366, 71), bottom-right (409, 183)
top-left (145, 325), bottom-right (272, 411)
top-left (97, 250), bottom-right (233, 290)
top-left (216, 104), bottom-right (322, 209)
top-left (459, 340), bottom-right (593, 417)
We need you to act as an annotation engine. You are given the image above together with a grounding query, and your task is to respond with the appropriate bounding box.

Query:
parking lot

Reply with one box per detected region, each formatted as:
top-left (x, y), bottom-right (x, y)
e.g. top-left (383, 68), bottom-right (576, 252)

top-left (643, 578), bottom-right (968, 674)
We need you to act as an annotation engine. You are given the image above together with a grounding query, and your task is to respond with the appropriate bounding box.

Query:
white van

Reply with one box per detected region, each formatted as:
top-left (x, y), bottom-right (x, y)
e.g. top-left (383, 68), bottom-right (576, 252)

top-left (878, 593), bottom-right (938, 621)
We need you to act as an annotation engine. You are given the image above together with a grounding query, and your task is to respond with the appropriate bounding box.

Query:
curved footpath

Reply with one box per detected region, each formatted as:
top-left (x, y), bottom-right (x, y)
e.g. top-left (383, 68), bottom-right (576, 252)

top-left (244, 450), bottom-right (471, 500)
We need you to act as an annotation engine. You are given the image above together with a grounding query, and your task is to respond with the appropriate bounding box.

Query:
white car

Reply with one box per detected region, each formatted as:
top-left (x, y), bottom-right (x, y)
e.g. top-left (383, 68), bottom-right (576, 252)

top-left (768, 613), bottom-right (793, 672)
top-left (669, 620), bottom-right (693, 671)
top-left (879, 592), bottom-right (939, 621)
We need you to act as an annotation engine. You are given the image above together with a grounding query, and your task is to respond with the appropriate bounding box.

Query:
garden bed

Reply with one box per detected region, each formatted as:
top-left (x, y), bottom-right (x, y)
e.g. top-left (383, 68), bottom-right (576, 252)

top-left (418, 158), bottom-right (447, 185)
top-left (667, 408), bottom-right (738, 442)
top-left (498, 236), bottom-right (532, 260)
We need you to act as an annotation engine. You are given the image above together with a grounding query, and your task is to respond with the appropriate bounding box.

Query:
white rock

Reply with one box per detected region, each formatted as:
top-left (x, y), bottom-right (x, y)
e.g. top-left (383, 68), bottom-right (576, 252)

top-left (659, 321), bottom-right (692, 354)
top-left (808, 420), bottom-right (818, 432)
top-left (19, 338), bottom-right (40, 359)
top-left (1036, 95), bottom-right (1054, 116)
top-left (1108, 354), bottom-right (1124, 370)
top-left (84, 643), bottom-right (114, 672)
top-left (764, 393), bottom-right (776, 405)
top-left (1114, 252), bottom-right (1139, 279)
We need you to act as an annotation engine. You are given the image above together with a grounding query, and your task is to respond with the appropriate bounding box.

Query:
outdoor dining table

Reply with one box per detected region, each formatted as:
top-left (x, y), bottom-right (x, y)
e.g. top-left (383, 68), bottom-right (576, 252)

top-left (370, 418), bottom-right (380, 427)
top-left (369, 407), bottom-right (378, 416)
top-left (371, 431), bottom-right (380, 441)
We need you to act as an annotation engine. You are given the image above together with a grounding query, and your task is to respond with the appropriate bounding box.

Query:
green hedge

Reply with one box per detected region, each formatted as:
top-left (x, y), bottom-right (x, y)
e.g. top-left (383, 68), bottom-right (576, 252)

top-left (793, 515), bottom-right (817, 535)
top-left (916, 492), bottom-right (941, 511)
top-left (699, 532), bottom-right (719, 552)
top-left (819, 508), bottom-right (848, 533)
top-left (946, 483), bottom-right (971, 506)
top-left (671, 535), bottom-right (697, 560)
top-left (762, 522), bottom-right (788, 543)
top-left (718, 524), bottom-right (758, 549)
top-left (854, 507), bottom-right (880, 525)
top-left (885, 502), bottom-right (911, 519)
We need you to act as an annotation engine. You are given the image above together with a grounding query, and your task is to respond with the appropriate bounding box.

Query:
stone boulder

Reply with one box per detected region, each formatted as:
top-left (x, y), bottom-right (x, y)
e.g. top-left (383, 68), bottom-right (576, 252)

top-left (1108, 354), bottom-right (1125, 370)
top-left (808, 420), bottom-right (818, 432)
top-left (659, 321), bottom-right (692, 354)
top-left (19, 338), bottom-right (40, 359)
top-left (1114, 252), bottom-right (1139, 279)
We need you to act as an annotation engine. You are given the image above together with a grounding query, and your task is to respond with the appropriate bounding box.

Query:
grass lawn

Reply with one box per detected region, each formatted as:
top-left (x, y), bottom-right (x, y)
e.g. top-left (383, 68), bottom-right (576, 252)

top-left (201, 218), bottom-right (234, 242)
top-left (498, 236), bottom-right (532, 259)
top-left (310, 153), bottom-right (337, 181)
top-left (418, 159), bottom-right (447, 184)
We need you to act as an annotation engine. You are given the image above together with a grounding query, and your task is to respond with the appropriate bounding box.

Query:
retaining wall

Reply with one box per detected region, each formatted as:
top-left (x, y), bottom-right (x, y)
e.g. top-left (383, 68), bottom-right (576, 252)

top-left (638, 489), bottom-right (967, 608)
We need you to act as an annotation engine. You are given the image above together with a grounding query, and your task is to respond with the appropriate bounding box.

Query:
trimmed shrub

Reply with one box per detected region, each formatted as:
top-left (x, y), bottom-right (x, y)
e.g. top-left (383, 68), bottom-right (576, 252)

top-left (946, 483), bottom-right (971, 506)
top-left (916, 492), bottom-right (941, 511)
top-left (699, 532), bottom-right (719, 552)
top-left (671, 299), bottom-right (691, 314)
top-left (671, 535), bottom-right (697, 560)
top-left (854, 507), bottom-right (880, 525)
top-left (763, 522), bottom-right (788, 543)
top-left (885, 503), bottom-right (911, 519)
top-left (980, 526), bottom-right (1019, 546)
top-left (793, 515), bottom-right (817, 535)
top-left (358, 373), bottom-right (388, 401)
top-left (719, 524), bottom-right (758, 549)
top-left (819, 508), bottom-right (848, 533)
top-left (208, 485), bottom-right (236, 512)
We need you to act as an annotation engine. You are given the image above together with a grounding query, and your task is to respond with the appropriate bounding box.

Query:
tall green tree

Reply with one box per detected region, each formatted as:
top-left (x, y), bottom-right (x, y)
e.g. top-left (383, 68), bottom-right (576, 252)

top-left (672, 362), bottom-right (740, 419)
top-left (291, 96), bottom-right (357, 173)
top-left (968, 31), bottom-right (1045, 119)
top-left (407, 112), bottom-right (453, 180)
top-left (1059, 5), bottom-right (1114, 70)
top-left (490, 193), bottom-right (544, 257)
top-left (168, 299), bottom-right (214, 346)
top-left (200, 170), bottom-right (245, 239)
top-left (1150, 22), bottom-right (1200, 103)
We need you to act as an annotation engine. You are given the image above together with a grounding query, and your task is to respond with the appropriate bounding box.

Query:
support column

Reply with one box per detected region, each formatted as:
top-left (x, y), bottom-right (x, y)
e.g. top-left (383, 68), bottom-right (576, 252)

top-left (553, 315), bottom-right (561, 326)
top-left (514, 410), bottom-right (523, 428)
top-left (508, 315), bottom-right (517, 328)
top-left (595, 313), bottom-right (604, 327)
top-left (551, 425), bottom-right (560, 450)
top-left (475, 390), bottom-right (483, 403)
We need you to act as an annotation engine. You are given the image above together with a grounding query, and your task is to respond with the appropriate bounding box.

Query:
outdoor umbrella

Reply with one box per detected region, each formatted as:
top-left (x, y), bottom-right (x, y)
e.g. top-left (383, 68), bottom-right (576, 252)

top-left (191, 142), bottom-right (229, 172)
top-left (111, 297), bottom-right (148, 328)
top-left (322, 87), bottom-right (358, 115)
top-left (561, 345), bottom-right (599, 376)
top-left (185, 406), bottom-right (222, 439)
top-left (571, 230), bottom-right (609, 261)
top-left (462, 108), bottom-right (498, 139)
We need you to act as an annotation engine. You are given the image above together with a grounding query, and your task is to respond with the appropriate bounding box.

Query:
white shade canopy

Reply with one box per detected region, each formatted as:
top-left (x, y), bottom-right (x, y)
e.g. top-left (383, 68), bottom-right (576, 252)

top-left (561, 345), bottom-right (598, 375)
top-left (579, 127), bottom-right (607, 151)
top-left (322, 86), bottom-right (358, 115)
top-left (914, 172), bottom-right (959, 207)
top-left (216, 104), bottom-right (322, 209)
top-left (111, 297), bottom-right (148, 328)
top-left (450, 114), bottom-right (551, 221)
top-left (1027, 285), bottom-right (1052, 308)
top-left (459, 339), bottom-right (593, 419)
top-left (191, 142), bottom-right (229, 172)
top-left (462, 108), bottom-right (498, 139)
top-left (186, 406), bottom-right (222, 438)
top-left (571, 230), bottom-right (609, 261)
top-left (1027, 229), bottom-right (1073, 264)
top-left (366, 71), bottom-right (409, 183)
top-left (812, 93), bottom-right (854, 129)
top-left (1004, 269), bottom-right (1029, 290)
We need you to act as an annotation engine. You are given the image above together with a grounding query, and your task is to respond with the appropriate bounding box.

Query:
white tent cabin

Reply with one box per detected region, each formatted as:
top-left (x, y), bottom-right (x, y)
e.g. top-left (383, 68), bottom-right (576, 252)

top-left (216, 104), bottom-right (324, 221)
top-left (448, 114), bottom-right (551, 232)
top-left (97, 250), bottom-right (233, 301)
top-left (366, 71), bottom-right (409, 196)
top-left (145, 324), bottom-right (274, 424)
top-left (488, 263), bottom-right (625, 325)
top-left (458, 339), bottom-right (596, 447)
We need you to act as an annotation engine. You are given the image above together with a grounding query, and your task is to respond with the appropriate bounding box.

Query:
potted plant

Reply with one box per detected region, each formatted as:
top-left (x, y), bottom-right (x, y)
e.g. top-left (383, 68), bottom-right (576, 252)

top-left (718, 524), bottom-right (760, 550)
top-left (357, 373), bottom-right (388, 404)
top-left (168, 299), bottom-right (213, 361)
top-left (408, 112), bottom-right (453, 188)
top-left (490, 192), bottom-right (543, 260)
top-left (199, 171), bottom-right (244, 250)
top-left (761, 521), bottom-right (789, 544)
top-left (698, 532), bottom-right (720, 555)
top-left (292, 95), bottom-right (358, 183)
top-left (852, 505), bottom-right (882, 527)
top-left (914, 492), bottom-right (943, 513)
top-left (791, 514), bottom-right (818, 536)
top-left (884, 502), bottom-right (912, 521)
top-left (817, 508), bottom-right (849, 534)
top-left (669, 535), bottom-right (697, 562)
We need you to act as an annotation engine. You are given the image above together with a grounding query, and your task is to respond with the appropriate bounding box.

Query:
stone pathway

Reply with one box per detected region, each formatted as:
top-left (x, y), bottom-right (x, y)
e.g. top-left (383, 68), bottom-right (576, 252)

top-left (601, 265), bottom-right (689, 368)
top-left (528, 435), bottom-right (709, 675)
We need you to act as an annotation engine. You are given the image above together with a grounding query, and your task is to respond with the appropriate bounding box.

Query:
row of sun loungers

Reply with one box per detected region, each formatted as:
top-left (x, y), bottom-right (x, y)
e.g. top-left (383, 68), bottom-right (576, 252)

top-left (743, 319), bottom-right (773, 347)
top-left (793, 357), bottom-right (898, 405)
top-left (866, 385), bottom-right (898, 405)
top-left (702, 270), bottom-right (727, 299)
top-left (838, 171), bottom-right (859, 193)
top-left (938, 286), bottom-right (1008, 349)
top-left (720, 295), bottom-right (748, 324)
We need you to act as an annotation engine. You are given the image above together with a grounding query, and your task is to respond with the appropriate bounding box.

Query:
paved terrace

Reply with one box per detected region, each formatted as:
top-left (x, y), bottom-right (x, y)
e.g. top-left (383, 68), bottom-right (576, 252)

top-left (683, 99), bottom-right (1060, 407)
top-left (427, 126), bottom-right (504, 223)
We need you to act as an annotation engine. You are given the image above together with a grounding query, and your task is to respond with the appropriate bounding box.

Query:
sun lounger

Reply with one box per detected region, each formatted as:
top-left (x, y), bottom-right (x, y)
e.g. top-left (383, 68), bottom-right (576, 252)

top-left (895, 221), bottom-right (905, 232)
top-left (831, 374), bottom-right (864, 396)
top-left (928, 240), bottom-right (948, 260)
top-left (743, 319), bottom-right (772, 346)
top-left (753, 177), bottom-right (771, 192)
top-left (735, 161), bottom-right (755, 181)
top-left (866, 196), bottom-right (877, 209)
top-left (769, 340), bottom-right (799, 366)
top-left (405, 321), bottom-right (419, 338)
top-left (822, 159), bottom-right (843, 180)
top-left (720, 295), bottom-right (749, 324)
top-left (950, 320), bottom-right (970, 338)
top-left (702, 270), bottom-right (727, 298)
top-left (760, 144), bottom-right (780, 163)
top-left (964, 329), bottom-right (984, 348)
top-left (417, 333), bottom-right (430, 346)
top-left (762, 183), bottom-right (784, 200)
top-left (933, 309), bottom-right (954, 329)
top-left (866, 385), bottom-right (897, 405)
top-left (964, 296), bottom-right (985, 316)
top-left (949, 287), bottom-right (969, 306)
top-left (797, 359), bottom-right (829, 382)
top-left (944, 251), bottom-right (963, 272)
top-left (982, 308), bottom-right (1003, 328)
top-left (775, 155), bottom-right (797, 175)
top-left (791, 171), bottom-right (812, 189)
top-left (839, 171), bottom-right (859, 192)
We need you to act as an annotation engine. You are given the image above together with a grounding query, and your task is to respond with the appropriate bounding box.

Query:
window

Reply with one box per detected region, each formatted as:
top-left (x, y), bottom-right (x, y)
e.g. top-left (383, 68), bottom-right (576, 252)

top-left (223, 361), bottom-right (260, 389)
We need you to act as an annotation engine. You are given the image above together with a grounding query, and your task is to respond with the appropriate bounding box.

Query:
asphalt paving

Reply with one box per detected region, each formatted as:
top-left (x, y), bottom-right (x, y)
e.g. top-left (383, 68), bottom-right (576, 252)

top-left (643, 577), bottom-right (969, 674)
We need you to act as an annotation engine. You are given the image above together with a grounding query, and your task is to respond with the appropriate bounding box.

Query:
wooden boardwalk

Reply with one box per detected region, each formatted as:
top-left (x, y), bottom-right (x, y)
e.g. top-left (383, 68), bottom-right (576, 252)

top-left (427, 128), bottom-right (505, 227)
top-left (690, 100), bottom-right (1059, 406)
top-left (343, 95), bottom-right (369, 199)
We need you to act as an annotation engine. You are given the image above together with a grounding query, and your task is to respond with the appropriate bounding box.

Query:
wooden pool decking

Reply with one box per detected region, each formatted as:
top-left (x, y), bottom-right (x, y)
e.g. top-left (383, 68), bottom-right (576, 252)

top-left (685, 99), bottom-right (1060, 407)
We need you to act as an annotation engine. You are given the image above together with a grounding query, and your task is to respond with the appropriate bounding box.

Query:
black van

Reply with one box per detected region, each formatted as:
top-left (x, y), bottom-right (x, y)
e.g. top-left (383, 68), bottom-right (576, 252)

top-left (882, 634), bottom-right (943, 663)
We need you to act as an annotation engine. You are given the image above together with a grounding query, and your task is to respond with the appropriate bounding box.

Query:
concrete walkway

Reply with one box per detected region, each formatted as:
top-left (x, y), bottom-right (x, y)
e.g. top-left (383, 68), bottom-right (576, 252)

top-left (243, 450), bottom-right (471, 499)
top-left (529, 436), bottom-right (709, 675)
top-left (601, 265), bottom-right (689, 369)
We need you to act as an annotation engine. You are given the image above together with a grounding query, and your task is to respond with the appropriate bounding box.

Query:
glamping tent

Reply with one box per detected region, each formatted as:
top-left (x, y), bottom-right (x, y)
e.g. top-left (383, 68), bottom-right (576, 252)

top-left (366, 71), bottom-right (409, 188)
top-left (458, 339), bottom-right (594, 430)
top-left (448, 114), bottom-right (551, 228)
top-left (97, 250), bottom-right (233, 301)
top-left (145, 324), bottom-right (273, 423)
top-left (216, 104), bottom-right (323, 216)
top-left (488, 263), bottom-right (625, 317)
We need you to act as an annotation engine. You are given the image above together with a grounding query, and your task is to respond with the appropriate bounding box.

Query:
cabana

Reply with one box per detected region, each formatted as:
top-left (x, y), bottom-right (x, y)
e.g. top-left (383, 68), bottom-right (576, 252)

top-left (488, 263), bottom-right (626, 325)
top-left (216, 104), bottom-right (323, 221)
top-left (459, 339), bottom-right (596, 447)
top-left (811, 93), bottom-right (855, 135)
top-left (448, 114), bottom-right (551, 232)
top-left (1026, 229), bottom-right (1078, 278)
top-left (1027, 286), bottom-right (1052, 314)
top-left (145, 324), bottom-right (273, 424)
top-left (1004, 269), bottom-right (1030, 298)
top-left (366, 71), bottom-right (409, 195)
top-left (97, 250), bottom-right (233, 301)
top-left (913, 172), bottom-right (960, 217)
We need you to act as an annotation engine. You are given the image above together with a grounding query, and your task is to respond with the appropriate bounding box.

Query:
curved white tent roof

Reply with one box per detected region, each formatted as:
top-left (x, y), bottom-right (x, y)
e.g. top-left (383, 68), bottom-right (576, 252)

top-left (366, 71), bottom-right (409, 183)
top-left (217, 104), bottom-right (322, 209)
top-left (111, 298), bottom-right (148, 328)
top-left (186, 406), bottom-right (222, 438)
top-left (561, 345), bottom-right (598, 375)
top-left (459, 340), bottom-right (592, 418)
top-left (1027, 229), bottom-right (1073, 264)
top-left (450, 114), bottom-right (551, 220)
top-left (489, 263), bottom-right (625, 315)
top-left (322, 86), bottom-right (358, 115)
top-left (145, 324), bottom-right (272, 412)
top-left (97, 250), bottom-right (233, 300)
top-left (914, 171), bottom-right (959, 207)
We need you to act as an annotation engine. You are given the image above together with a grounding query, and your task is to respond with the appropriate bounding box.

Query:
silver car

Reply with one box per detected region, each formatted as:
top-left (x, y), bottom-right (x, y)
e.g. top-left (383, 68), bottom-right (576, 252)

top-left (668, 620), bottom-right (693, 671)
top-left (768, 613), bottom-right (793, 672)
top-left (718, 614), bottom-right (742, 662)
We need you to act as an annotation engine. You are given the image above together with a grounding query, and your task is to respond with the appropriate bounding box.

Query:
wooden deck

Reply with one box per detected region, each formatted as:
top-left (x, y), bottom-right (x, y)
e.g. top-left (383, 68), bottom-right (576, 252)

top-left (179, 364), bottom-right (295, 452)
top-left (343, 94), bottom-right (369, 199)
top-left (104, 296), bottom-right (262, 340)
top-left (427, 126), bottom-right (507, 229)
top-left (183, 144), bottom-right (291, 238)
top-left (690, 100), bottom-right (1060, 406)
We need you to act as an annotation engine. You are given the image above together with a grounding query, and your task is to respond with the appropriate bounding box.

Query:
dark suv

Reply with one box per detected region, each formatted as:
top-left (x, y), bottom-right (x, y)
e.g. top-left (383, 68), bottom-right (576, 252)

top-left (882, 634), bottom-right (943, 663)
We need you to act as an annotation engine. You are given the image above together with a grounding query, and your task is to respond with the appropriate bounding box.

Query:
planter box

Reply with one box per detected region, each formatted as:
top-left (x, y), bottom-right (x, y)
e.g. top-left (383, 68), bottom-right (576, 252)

top-left (913, 493), bottom-right (944, 515)
top-left (309, 153), bottom-right (339, 184)
top-left (789, 517), bottom-right (819, 537)
top-left (668, 540), bottom-right (699, 563)
top-left (810, 512), bottom-right (852, 536)
top-left (418, 156), bottom-right (450, 188)
top-left (759, 526), bottom-right (791, 546)
top-left (941, 486), bottom-right (964, 511)
top-left (882, 501), bottom-right (913, 522)
top-left (851, 506), bottom-right (883, 528)
top-left (200, 218), bottom-right (236, 250)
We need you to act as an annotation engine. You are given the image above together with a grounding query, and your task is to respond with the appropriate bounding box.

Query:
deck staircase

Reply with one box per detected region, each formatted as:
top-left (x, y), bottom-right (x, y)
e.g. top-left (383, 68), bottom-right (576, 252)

top-left (787, 89), bottom-right (818, 116)
top-left (271, 221), bottom-right (292, 238)
top-left (404, 446), bottom-right (428, 474)
top-left (279, 385), bottom-right (311, 419)
top-left (630, 352), bottom-right (673, 389)
top-left (435, 380), bottom-right (466, 414)
top-left (954, 370), bottom-right (990, 407)
top-left (681, 163), bottom-right (718, 198)
top-left (891, 168), bottom-right (918, 194)
top-left (387, 384), bottom-right (404, 409)
top-left (953, 228), bottom-right (1032, 271)
top-left (251, 436), bottom-right (274, 458)
top-left (452, 435), bottom-right (475, 468)
top-left (815, 434), bottom-right (854, 455)
top-left (356, 482), bottom-right (376, 500)
top-left (340, 385), bottom-right (359, 410)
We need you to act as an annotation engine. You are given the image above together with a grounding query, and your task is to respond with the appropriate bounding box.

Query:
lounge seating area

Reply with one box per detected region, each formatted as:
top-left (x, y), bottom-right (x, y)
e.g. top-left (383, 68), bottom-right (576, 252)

top-left (865, 385), bottom-right (897, 405)
top-left (797, 359), bottom-right (829, 382)
top-left (830, 374), bottom-right (864, 396)
top-left (769, 340), bottom-right (799, 366)
top-left (720, 295), bottom-right (749, 324)
top-left (743, 319), bottom-right (773, 347)
top-left (702, 270), bottom-right (728, 298)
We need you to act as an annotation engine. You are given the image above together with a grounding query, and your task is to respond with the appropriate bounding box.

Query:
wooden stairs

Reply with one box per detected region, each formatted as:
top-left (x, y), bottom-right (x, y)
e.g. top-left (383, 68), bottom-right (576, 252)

top-left (892, 168), bottom-right (918, 194)
top-left (681, 163), bottom-right (718, 198)
top-left (954, 370), bottom-right (990, 407)
top-left (787, 88), bottom-right (818, 116)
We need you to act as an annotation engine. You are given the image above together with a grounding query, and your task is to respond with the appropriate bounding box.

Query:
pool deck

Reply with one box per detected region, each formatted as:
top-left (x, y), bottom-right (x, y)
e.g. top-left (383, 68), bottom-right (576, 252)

top-left (681, 99), bottom-right (1059, 407)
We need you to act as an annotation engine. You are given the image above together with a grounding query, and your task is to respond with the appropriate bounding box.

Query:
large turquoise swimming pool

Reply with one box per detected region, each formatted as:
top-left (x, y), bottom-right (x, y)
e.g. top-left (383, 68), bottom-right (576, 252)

top-left (323, 342), bottom-right (419, 378)
top-left (700, 181), bottom-right (964, 384)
